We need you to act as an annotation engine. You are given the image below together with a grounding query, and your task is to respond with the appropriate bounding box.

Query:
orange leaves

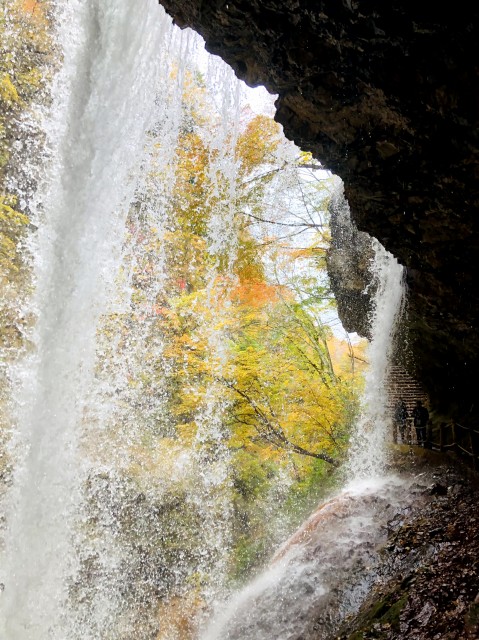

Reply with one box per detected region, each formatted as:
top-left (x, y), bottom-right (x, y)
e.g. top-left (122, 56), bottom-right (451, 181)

top-left (21, 0), bottom-right (42, 16)
top-left (230, 280), bottom-right (281, 309)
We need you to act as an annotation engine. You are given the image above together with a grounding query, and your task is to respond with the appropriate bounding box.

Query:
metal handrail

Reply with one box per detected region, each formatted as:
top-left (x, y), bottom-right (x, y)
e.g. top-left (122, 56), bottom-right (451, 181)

top-left (428, 421), bottom-right (478, 470)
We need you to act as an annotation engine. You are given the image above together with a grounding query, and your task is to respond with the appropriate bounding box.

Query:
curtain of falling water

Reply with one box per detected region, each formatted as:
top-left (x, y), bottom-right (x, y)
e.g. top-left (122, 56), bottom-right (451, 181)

top-left (198, 184), bottom-right (407, 640)
top-left (0, 2), bottom-right (177, 637)
top-left (66, 27), bottom-right (203, 640)
top-left (186, 56), bottom-right (242, 605)
top-left (341, 199), bottom-right (405, 482)
top-left (1, 0), bottom-right (254, 637)
top-left (72, 35), bottom-right (245, 640)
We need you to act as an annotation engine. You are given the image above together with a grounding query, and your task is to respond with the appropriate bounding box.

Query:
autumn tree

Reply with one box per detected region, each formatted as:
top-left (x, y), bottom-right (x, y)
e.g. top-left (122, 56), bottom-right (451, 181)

top-left (104, 74), bottom-right (363, 464)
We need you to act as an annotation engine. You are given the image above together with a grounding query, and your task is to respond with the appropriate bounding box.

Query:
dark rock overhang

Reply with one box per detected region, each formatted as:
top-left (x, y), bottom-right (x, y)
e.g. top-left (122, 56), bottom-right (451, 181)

top-left (157, 0), bottom-right (479, 423)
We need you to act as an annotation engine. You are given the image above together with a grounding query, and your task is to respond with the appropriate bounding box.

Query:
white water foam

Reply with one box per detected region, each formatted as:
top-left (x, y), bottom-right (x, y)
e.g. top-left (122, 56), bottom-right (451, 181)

top-left (0, 2), bottom-right (171, 637)
top-left (345, 243), bottom-right (405, 480)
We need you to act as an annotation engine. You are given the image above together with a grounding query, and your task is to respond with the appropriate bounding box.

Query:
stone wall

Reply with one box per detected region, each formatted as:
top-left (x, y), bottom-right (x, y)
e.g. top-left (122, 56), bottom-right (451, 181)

top-left (388, 365), bottom-right (428, 417)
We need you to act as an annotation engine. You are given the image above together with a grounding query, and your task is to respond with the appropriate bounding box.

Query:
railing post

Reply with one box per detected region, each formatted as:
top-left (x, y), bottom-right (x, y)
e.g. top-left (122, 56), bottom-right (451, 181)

top-left (469, 427), bottom-right (477, 470)
top-left (451, 421), bottom-right (457, 453)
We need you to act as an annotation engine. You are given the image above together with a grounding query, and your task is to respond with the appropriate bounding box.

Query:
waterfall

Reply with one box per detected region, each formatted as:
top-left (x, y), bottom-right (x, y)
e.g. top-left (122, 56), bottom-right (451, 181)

top-left (0, 2), bottom-right (175, 637)
top-left (345, 239), bottom-right (405, 480)
top-left (340, 192), bottom-right (406, 482)
top-left (1, 1), bottom-right (265, 637)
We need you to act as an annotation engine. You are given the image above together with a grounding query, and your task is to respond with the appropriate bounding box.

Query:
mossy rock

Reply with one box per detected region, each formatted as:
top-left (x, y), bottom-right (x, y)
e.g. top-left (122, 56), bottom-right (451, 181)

top-left (341, 581), bottom-right (409, 639)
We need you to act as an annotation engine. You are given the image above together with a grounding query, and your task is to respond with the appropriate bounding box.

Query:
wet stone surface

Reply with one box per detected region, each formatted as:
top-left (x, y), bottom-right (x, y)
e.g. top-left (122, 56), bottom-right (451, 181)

top-left (336, 453), bottom-right (479, 640)
top-left (200, 451), bottom-right (470, 640)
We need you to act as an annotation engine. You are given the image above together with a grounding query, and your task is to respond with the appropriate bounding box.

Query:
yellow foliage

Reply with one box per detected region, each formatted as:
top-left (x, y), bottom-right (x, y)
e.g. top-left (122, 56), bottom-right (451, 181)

top-left (0, 195), bottom-right (29, 274)
top-left (236, 115), bottom-right (281, 173)
top-left (0, 73), bottom-right (20, 106)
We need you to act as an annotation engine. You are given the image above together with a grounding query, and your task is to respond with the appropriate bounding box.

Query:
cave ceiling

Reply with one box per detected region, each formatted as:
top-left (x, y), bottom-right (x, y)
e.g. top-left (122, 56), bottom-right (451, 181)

top-left (157, 0), bottom-right (479, 422)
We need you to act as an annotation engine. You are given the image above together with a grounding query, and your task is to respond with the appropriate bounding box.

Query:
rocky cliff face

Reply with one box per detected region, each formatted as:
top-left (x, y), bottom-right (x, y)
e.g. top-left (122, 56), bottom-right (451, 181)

top-left (326, 186), bottom-right (376, 340)
top-left (157, 0), bottom-right (479, 424)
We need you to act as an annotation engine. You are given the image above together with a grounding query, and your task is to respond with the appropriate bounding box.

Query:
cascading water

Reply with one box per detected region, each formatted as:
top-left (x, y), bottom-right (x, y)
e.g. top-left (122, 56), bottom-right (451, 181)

top-left (341, 192), bottom-right (406, 482)
top-left (0, 1), bottom-right (183, 637)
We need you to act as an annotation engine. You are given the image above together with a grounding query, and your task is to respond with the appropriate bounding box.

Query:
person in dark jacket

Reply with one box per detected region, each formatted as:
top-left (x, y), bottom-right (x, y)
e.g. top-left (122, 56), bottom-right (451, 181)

top-left (412, 400), bottom-right (429, 447)
top-left (393, 398), bottom-right (408, 444)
